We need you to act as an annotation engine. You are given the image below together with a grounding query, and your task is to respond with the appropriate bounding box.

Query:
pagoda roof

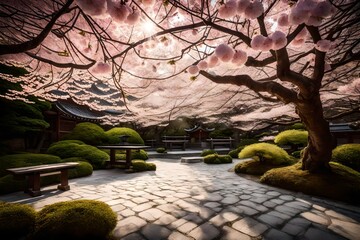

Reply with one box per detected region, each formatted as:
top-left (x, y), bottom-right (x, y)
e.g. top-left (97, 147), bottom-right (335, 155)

top-left (184, 124), bottom-right (215, 133)
top-left (55, 100), bottom-right (104, 121)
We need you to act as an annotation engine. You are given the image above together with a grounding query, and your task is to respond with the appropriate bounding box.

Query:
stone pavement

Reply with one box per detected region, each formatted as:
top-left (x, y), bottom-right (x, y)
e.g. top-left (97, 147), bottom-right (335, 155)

top-left (1, 158), bottom-right (360, 239)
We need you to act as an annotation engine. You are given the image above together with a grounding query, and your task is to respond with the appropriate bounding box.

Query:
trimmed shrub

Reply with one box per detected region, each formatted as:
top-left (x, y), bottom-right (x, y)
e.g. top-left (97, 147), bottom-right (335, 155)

top-left (105, 127), bottom-right (144, 145)
top-left (132, 149), bottom-right (149, 160)
top-left (237, 138), bottom-right (258, 147)
top-left (228, 146), bottom-right (244, 158)
top-left (234, 160), bottom-right (287, 175)
top-left (62, 122), bottom-right (106, 146)
top-left (47, 141), bottom-right (109, 169)
top-left (204, 154), bottom-right (232, 164)
top-left (291, 150), bottom-right (302, 159)
top-left (332, 144), bottom-right (360, 171)
top-left (33, 200), bottom-right (117, 240)
top-left (50, 139), bottom-right (86, 147)
top-left (201, 149), bottom-right (217, 157)
top-left (274, 130), bottom-right (308, 149)
top-left (156, 147), bottom-right (167, 153)
top-left (0, 201), bottom-right (37, 239)
top-left (131, 160), bottom-right (156, 172)
top-left (239, 143), bottom-right (292, 165)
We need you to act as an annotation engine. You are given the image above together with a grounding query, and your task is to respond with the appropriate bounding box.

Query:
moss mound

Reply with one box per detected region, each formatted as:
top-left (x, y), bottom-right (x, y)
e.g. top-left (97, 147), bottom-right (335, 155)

top-left (0, 153), bottom-right (93, 194)
top-left (105, 127), bottom-right (144, 145)
top-left (50, 139), bottom-right (86, 147)
top-left (34, 200), bottom-right (117, 240)
top-left (332, 144), bottom-right (360, 171)
top-left (62, 122), bottom-right (107, 146)
top-left (201, 149), bottom-right (217, 157)
top-left (274, 130), bottom-right (308, 148)
top-left (239, 143), bottom-right (292, 165)
top-left (47, 141), bottom-right (109, 169)
top-left (228, 146), bottom-right (244, 158)
top-left (131, 160), bottom-right (156, 172)
top-left (0, 201), bottom-right (37, 239)
top-left (204, 154), bottom-right (232, 164)
top-left (234, 159), bottom-right (291, 175)
top-left (260, 162), bottom-right (360, 204)
top-left (156, 147), bottom-right (166, 153)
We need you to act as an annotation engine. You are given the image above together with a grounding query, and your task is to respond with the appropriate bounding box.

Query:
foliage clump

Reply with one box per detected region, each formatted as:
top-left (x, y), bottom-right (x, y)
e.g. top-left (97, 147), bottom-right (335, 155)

top-left (237, 138), bottom-right (259, 147)
top-left (62, 122), bottom-right (107, 145)
top-left (228, 146), bottom-right (244, 158)
top-left (204, 154), bottom-right (232, 164)
top-left (105, 127), bottom-right (144, 145)
top-left (274, 130), bottom-right (308, 150)
top-left (33, 200), bottom-right (117, 240)
top-left (156, 147), bottom-right (167, 153)
top-left (332, 144), bottom-right (360, 171)
top-left (260, 162), bottom-right (360, 204)
top-left (239, 143), bottom-right (292, 165)
top-left (47, 140), bottom-right (109, 169)
top-left (131, 160), bottom-right (156, 172)
top-left (0, 201), bottom-right (37, 239)
top-left (209, 128), bottom-right (233, 138)
top-left (201, 149), bottom-right (217, 157)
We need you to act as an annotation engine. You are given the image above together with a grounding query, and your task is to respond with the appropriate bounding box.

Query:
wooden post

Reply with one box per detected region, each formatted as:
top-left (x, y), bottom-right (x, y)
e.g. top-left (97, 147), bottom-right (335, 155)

top-left (58, 169), bottom-right (70, 191)
top-left (126, 149), bottom-right (132, 169)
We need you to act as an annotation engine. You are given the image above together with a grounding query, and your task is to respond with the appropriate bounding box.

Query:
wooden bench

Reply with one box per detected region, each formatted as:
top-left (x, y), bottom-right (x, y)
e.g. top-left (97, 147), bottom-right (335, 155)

top-left (162, 136), bottom-right (189, 150)
top-left (6, 162), bottom-right (79, 197)
top-left (206, 137), bottom-right (234, 149)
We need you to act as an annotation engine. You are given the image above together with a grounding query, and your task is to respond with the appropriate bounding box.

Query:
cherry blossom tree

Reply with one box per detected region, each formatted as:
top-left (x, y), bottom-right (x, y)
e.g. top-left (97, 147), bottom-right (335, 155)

top-left (0, 0), bottom-right (359, 172)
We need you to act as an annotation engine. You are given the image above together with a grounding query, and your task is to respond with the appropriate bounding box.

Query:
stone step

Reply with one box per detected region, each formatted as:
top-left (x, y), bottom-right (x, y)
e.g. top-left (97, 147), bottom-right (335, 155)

top-left (180, 156), bottom-right (204, 163)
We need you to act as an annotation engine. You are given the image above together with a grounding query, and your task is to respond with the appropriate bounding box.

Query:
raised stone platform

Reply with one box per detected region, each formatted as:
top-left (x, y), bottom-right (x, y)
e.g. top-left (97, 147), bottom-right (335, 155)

top-left (180, 156), bottom-right (204, 163)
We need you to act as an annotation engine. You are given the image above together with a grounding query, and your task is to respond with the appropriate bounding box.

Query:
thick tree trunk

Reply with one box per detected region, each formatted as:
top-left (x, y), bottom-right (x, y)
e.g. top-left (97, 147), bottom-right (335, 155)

top-left (296, 95), bottom-right (336, 172)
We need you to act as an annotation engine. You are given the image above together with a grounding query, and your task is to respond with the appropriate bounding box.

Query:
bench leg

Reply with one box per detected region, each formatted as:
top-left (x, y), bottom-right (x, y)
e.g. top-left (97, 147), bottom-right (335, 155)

top-left (125, 149), bottom-right (132, 169)
top-left (58, 170), bottom-right (70, 191)
top-left (26, 174), bottom-right (42, 197)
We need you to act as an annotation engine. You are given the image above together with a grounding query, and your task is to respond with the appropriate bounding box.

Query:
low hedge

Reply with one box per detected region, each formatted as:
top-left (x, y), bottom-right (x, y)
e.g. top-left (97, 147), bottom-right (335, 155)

top-left (239, 143), bottom-right (292, 165)
top-left (33, 200), bottom-right (117, 240)
top-left (131, 160), bottom-right (156, 172)
top-left (0, 201), bottom-right (37, 239)
top-left (201, 149), bottom-right (217, 157)
top-left (332, 144), bottom-right (360, 171)
top-left (204, 154), bottom-right (232, 164)
top-left (47, 141), bottom-right (109, 169)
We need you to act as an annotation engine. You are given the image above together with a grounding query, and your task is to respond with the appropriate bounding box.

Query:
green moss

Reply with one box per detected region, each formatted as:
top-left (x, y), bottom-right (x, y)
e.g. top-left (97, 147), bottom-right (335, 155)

top-left (156, 147), bottom-right (167, 153)
top-left (260, 162), bottom-right (360, 204)
top-left (274, 130), bottom-right (308, 147)
top-left (50, 140), bottom-right (86, 147)
top-left (47, 141), bottom-right (109, 169)
top-left (132, 149), bottom-right (149, 160)
top-left (239, 143), bottom-right (292, 165)
top-left (201, 149), bottom-right (217, 157)
top-left (286, 122), bottom-right (305, 130)
top-left (62, 122), bottom-right (107, 146)
top-left (332, 144), bottom-right (360, 171)
top-left (235, 159), bottom-right (293, 175)
top-left (105, 127), bottom-right (144, 145)
top-left (131, 160), bottom-right (156, 172)
top-left (34, 200), bottom-right (117, 240)
top-left (228, 146), bottom-right (244, 158)
top-left (0, 201), bottom-right (36, 239)
top-left (204, 154), bottom-right (232, 164)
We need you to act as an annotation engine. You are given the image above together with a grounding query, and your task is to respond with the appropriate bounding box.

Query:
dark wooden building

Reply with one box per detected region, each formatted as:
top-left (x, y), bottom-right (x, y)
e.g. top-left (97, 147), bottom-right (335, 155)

top-left (330, 122), bottom-right (360, 145)
top-left (184, 124), bottom-right (214, 145)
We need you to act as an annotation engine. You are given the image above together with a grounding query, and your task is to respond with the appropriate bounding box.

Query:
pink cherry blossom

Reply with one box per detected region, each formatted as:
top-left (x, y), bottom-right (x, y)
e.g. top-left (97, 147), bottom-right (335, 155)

top-left (244, 0), bottom-right (264, 19)
top-left (208, 55), bottom-right (219, 68)
top-left (270, 31), bottom-right (287, 50)
top-left (215, 44), bottom-right (235, 62)
top-left (297, 28), bottom-right (308, 39)
top-left (236, 0), bottom-right (251, 15)
top-left (251, 35), bottom-right (266, 50)
top-left (278, 13), bottom-right (290, 27)
top-left (261, 37), bottom-right (274, 51)
top-left (126, 10), bottom-right (141, 25)
top-left (107, 1), bottom-right (131, 23)
top-left (76, 0), bottom-right (107, 16)
top-left (312, 1), bottom-right (333, 18)
top-left (315, 39), bottom-right (332, 52)
top-left (306, 15), bottom-right (322, 27)
top-left (291, 38), bottom-right (305, 46)
top-left (188, 65), bottom-right (199, 75)
top-left (197, 60), bottom-right (208, 70)
top-left (289, 7), bottom-right (310, 25)
top-left (218, 0), bottom-right (238, 19)
top-left (91, 62), bottom-right (111, 74)
top-left (231, 50), bottom-right (248, 65)
top-left (142, 0), bottom-right (156, 7)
